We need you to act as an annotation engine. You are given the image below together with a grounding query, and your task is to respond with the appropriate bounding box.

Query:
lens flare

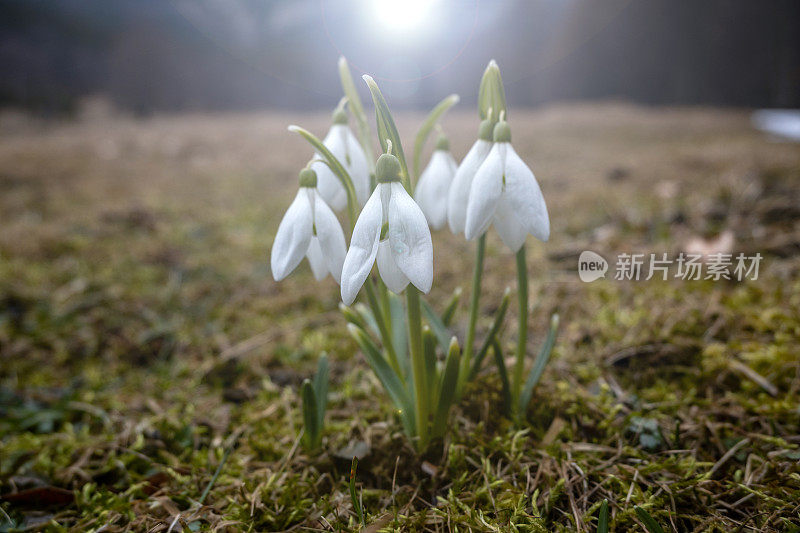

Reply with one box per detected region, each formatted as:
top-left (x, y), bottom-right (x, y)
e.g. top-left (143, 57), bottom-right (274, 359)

top-left (372, 0), bottom-right (437, 34)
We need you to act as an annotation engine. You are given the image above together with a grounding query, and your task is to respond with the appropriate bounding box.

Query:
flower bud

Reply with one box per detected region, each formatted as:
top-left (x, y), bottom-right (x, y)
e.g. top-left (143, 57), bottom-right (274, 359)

top-left (435, 134), bottom-right (450, 151)
top-left (332, 108), bottom-right (348, 125)
top-left (493, 120), bottom-right (511, 143)
top-left (478, 118), bottom-right (495, 142)
top-left (375, 153), bottom-right (402, 183)
top-left (298, 167), bottom-right (318, 188)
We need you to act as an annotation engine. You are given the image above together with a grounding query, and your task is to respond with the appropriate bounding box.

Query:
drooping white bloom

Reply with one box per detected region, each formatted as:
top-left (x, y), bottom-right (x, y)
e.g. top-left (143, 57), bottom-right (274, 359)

top-left (271, 168), bottom-right (347, 283)
top-left (447, 119), bottom-right (494, 235)
top-left (414, 135), bottom-right (457, 230)
top-left (310, 109), bottom-right (370, 211)
top-left (341, 154), bottom-right (433, 306)
top-left (464, 119), bottom-right (550, 251)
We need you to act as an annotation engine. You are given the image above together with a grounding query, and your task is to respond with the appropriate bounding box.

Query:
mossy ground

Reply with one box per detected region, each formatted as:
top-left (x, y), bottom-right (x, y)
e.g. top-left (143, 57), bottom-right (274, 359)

top-left (1, 105), bottom-right (799, 531)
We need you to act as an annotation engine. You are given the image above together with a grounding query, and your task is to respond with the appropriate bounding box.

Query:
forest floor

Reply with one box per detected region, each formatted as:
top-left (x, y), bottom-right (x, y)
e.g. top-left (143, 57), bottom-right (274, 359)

top-left (1, 104), bottom-right (799, 532)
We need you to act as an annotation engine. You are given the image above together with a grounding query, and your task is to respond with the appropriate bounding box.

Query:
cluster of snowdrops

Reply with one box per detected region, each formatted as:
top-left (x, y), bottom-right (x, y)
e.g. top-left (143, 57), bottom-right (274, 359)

top-left (270, 59), bottom-right (558, 452)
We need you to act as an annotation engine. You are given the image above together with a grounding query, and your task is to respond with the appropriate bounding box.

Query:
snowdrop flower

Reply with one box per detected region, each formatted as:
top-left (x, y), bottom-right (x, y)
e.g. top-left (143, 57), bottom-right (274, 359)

top-left (271, 168), bottom-right (347, 283)
top-left (414, 134), bottom-right (457, 230)
top-left (310, 107), bottom-right (370, 211)
top-left (464, 118), bottom-right (550, 251)
top-left (447, 118), bottom-right (494, 235)
top-left (341, 151), bottom-right (433, 306)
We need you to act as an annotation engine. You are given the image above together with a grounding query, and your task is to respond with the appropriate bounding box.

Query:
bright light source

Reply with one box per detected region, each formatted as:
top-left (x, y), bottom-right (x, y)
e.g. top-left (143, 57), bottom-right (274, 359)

top-left (372, 0), bottom-right (437, 34)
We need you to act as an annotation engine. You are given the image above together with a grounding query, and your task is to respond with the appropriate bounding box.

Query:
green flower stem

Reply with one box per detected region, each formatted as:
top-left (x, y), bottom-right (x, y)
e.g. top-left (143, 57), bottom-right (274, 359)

top-left (406, 287), bottom-right (428, 449)
top-left (459, 234), bottom-right (486, 393)
top-left (513, 245), bottom-right (529, 412)
top-left (364, 279), bottom-right (402, 379)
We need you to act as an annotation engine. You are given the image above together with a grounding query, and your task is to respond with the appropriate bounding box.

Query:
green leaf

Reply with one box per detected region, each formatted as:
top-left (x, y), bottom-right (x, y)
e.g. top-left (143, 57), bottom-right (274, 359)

top-left (313, 353), bottom-right (329, 428)
top-left (348, 324), bottom-right (415, 436)
top-left (470, 288), bottom-right (511, 379)
top-left (423, 327), bottom-right (438, 404)
top-left (301, 379), bottom-right (319, 449)
top-left (634, 506), bottom-right (665, 533)
top-left (349, 457), bottom-right (365, 526)
top-left (413, 94), bottom-right (459, 178)
top-left (362, 75), bottom-right (411, 189)
top-left (598, 499), bottom-right (609, 533)
top-left (478, 60), bottom-right (507, 122)
top-left (287, 125), bottom-right (359, 225)
top-left (421, 298), bottom-right (452, 353)
top-left (338, 57), bottom-right (374, 169)
top-left (441, 287), bottom-right (462, 327)
top-left (388, 292), bottom-right (409, 378)
top-left (432, 337), bottom-right (460, 437)
top-left (518, 314), bottom-right (559, 416)
top-left (492, 340), bottom-right (512, 417)
top-left (339, 303), bottom-right (370, 332)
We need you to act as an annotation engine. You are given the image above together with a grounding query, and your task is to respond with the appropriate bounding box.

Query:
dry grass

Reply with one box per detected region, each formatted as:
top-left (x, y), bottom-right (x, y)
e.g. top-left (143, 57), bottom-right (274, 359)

top-left (1, 103), bottom-right (799, 531)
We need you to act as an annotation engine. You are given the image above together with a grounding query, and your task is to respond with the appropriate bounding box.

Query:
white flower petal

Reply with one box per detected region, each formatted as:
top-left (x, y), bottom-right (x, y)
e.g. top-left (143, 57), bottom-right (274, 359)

top-left (311, 158), bottom-right (347, 212)
top-left (340, 187), bottom-right (382, 305)
top-left (415, 150), bottom-right (455, 231)
top-left (313, 193), bottom-right (347, 284)
top-left (387, 182), bottom-right (434, 294)
top-left (306, 237), bottom-right (328, 281)
top-left (270, 190), bottom-right (313, 281)
top-left (503, 145), bottom-right (550, 242)
top-left (464, 143), bottom-right (504, 241)
top-left (344, 128), bottom-right (371, 206)
top-left (493, 195), bottom-right (528, 252)
top-left (377, 240), bottom-right (410, 293)
top-left (447, 139), bottom-right (491, 235)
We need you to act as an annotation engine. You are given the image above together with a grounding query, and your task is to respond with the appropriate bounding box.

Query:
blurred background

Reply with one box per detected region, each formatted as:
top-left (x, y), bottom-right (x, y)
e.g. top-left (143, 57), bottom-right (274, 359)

top-left (2, 0), bottom-right (799, 114)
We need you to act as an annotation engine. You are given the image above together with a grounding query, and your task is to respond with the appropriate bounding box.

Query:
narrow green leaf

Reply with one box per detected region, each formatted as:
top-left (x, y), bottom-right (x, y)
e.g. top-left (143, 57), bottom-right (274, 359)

top-left (441, 287), bottom-right (462, 327)
top-left (301, 379), bottom-right (319, 449)
top-left (412, 94), bottom-right (459, 178)
top-left (348, 324), bottom-right (415, 435)
top-left (491, 340), bottom-right (512, 417)
top-left (432, 337), bottom-right (460, 437)
top-left (470, 288), bottom-right (511, 379)
top-left (339, 303), bottom-right (369, 332)
top-left (423, 327), bottom-right (438, 405)
top-left (353, 303), bottom-right (381, 340)
top-left (349, 457), bottom-right (365, 526)
top-left (518, 314), bottom-right (559, 416)
top-left (478, 60), bottom-right (507, 122)
top-left (598, 499), bottom-right (609, 533)
top-left (388, 293), bottom-right (409, 378)
top-left (421, 298), bottom-right (452, 353)
top-left (634, 506), bottom-right (665, 533)
top-left (313, 353), bottom-right (329, 428)
top-left (362, 75), bottom-right (411, 189)
top-left (287, 125), bottom-right (359, 225)
top-left (338, 56), bottom-right (374, 168)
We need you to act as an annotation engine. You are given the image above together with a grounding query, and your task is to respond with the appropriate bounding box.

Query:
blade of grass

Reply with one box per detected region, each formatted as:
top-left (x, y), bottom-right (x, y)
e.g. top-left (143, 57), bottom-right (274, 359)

top-left (362, 75), bottom-right (411, 188)
top-left (313, 353), bottom-right (329, 429)
top-left (338, 57), bottom-right (374, 169)
top-left (518, 314), bottom-right (559, 417)
top-left (421, 297), bottom-right (452, 353)
top-left (301, 379), bottom-right (319, 449)
top-left (491, 340), bottom-right (512, 416)
top-left (349, 457), bottom-right (365, 526)
top-left (634, 506), bottom-right (665, 533)
top-left (441, 287), bottom-right (462, 327)
top-left (412, 94), bottom-right (459, 178)
top-left (432, 338), bottom-right (460, 438)
top-left (470, 288), bottom-right (511, 379)
top-left (598, 499), bottom-right (609, 533)
top-left (348, 324), bottom-right (415, 435)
